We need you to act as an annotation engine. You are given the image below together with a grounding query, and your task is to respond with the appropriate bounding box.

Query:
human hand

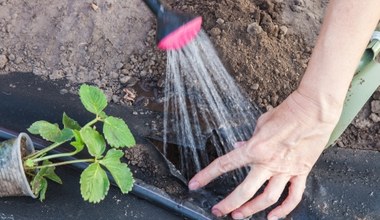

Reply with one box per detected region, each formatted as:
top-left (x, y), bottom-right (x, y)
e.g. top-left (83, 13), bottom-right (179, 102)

top-left (188, 89), bottom-right (341, 219)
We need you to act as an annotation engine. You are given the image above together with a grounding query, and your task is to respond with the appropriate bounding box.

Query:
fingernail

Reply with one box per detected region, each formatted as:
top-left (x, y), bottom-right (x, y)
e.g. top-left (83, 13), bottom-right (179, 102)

top-left (268, 216), bottom-right (279, 220)
top-left (188, 180), bottom-right (200, 190)
top-left (232, 212), bottom-right (245, 219)
top-left (212, 208), bottom-right (223, 217)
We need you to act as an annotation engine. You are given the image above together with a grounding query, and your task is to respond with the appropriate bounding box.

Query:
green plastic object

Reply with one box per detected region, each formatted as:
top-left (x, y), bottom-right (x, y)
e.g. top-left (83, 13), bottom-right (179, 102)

top-left (326, 29), bottom-right (380, 147)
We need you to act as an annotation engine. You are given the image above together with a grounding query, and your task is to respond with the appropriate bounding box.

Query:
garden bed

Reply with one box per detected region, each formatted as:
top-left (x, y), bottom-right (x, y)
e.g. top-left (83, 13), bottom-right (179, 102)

top-left (0, 0), bottom-right (379, 219)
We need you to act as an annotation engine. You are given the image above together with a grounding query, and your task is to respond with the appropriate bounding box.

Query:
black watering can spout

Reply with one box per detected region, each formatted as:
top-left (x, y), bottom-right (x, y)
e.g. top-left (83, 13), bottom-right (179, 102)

top-left (142, 0), bottom-right (202, 50)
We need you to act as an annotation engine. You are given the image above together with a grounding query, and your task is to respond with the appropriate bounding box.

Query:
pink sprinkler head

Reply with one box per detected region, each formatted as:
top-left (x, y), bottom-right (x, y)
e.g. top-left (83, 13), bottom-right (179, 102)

top-left (157, 16), bottom-right (203, 50)
top-left (143, 0), bottom-right (202, 50)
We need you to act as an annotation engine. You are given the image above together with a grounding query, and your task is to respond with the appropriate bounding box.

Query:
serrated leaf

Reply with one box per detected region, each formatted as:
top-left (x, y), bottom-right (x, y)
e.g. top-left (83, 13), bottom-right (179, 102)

top-left (31, 168), bottom-right (48, 199)
top-left (38, 178), bottom-right (48, 202)
top-left (45, 167), bottom-right (62, 184)
top-left (100, 149), bottom-right (134, 194)
top-left (28, 121), bottom-right (73, 143)
top-left (63, 113), bottom-right (81, 130)
top-left (80, 127), bottom-right (106, 158)
top-left (55, 128), bottom-right (74, 143)
top-left (80, 163), bottom-right (110, 203)
top-left (79, 84), bottom-right (107, 115)
top-left (103, 116), bottom-right (135, 148)
top-left (31, 174), bottom-right (43, 195)
top-left (28, 121), bottom-right (61, 142)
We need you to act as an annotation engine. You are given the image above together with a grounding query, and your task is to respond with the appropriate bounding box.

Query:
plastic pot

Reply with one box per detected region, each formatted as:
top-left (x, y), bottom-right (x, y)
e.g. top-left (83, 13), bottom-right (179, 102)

top-left (0, 133), bottom-right (36, 198)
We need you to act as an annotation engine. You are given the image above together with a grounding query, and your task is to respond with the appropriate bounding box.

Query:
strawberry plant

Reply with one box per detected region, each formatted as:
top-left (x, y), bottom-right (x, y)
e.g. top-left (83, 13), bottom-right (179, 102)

top-left (23, 84), bottom-right (135, 203)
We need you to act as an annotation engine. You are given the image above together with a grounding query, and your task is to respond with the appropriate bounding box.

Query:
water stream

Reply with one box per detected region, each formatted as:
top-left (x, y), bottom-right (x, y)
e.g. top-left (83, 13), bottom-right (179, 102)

top-left (163, 30), bottom-right (261, 182)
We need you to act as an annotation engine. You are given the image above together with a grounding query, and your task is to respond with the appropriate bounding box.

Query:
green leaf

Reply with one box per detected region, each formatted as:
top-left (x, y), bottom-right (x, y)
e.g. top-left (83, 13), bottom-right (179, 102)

top-left (79, 84), bottom-right (107, 115)
top-left (31, 169), bottom-right (47, 200)
top-left (103, 116), bottom-right (135, 148)
top-left (55, 128), bottom-right (74, 143)
top-left (80, 163), bottom-right (110, 203)
top-left (63, 113), bottom-right (81, 130)
top-left (38, 178), bottom-right (48, 202)
top-left (70, 130), bottom-right (85, 152)
top-left (80, 127), bottom-right (106, 158)
top-left (28, 121), bottom-right (61, 142)
top-left (99, 111), bottom-right (108, 120)
top-left (70, 141), bottom-right (84, 152)
top-left (45, 168), bottom-right (62, 184)
top-left (100, 149), bottom-right (134, 194)
top-left (27, 121), bottom-right (73, 143)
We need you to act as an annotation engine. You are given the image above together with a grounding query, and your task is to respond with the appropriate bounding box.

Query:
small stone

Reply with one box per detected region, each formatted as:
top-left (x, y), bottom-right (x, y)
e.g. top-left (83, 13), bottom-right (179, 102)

top-left (140, 70), bottom-right (147, 77)
top-left (354, 119), bottom-right (371, 129)
top-left (247, 22), bottom-right (263, 35)
top-left (252, 83), bottom-right (260, 90)
top-left (59, 46), bottom-right (65, 51)
top-left (373, 91), bottom-right (380, 100)
top-left (112, 95), bottom-right (120, 103)
top-left (116, 62), bottom-right (124, 69)
top-left (266, 105), bottom-right (274, 111)
top-left (50, 70), bottom-right (65, 80)
top-left (371, 100), bottom-right (380, 114)
top-left (337, 141), bottom-right (344, 148)
top-left (369, 113), bottom-right (380, 123)
top-left (271, 94), bottom-right (279, 105)
top-left (157, 79), bottom-right (165, 87)
top-left (279, 25), bottom-right (288, 36)
top-left (130, 56), bottom-right (138, 63)
top-left (110, 71), bottom-right (119, 79)
top-left (120, 75), bottom-right (131, 84)
top-left (8, 54), bottom-right (15, 61)
top-left (15, 57), bottom-right (22, 64)
top-left (210, 27), bottom-right (221, 36)
top-left (216, 18), bottom-right (225, 25)
top-left (126, 77), bottom-right (139, 87)
top-left (132, 111), bottom-right (138, 115)
top-left (0, 55), bottom-right (8, 69)
top-left (60, 89), bottom-right (68, 95)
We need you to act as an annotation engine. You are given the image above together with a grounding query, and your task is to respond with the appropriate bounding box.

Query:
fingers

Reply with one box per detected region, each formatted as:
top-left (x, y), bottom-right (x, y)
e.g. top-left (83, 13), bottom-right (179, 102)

top-left (212, 168), bottom-right (271, 217)
top-left (188, 146), bottom-right (252, 190)
top-left (267, 175), bottom-right (307, 219)
top-left (231, 175), bottom-right (289, 219)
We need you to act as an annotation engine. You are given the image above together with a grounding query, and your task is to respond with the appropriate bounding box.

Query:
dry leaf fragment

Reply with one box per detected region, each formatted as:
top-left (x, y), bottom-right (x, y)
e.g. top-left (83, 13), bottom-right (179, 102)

top-left (91, 3), bottom-right (99, 11)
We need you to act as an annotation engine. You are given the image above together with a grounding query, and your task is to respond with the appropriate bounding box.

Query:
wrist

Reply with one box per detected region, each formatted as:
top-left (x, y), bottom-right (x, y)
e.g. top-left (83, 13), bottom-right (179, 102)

top-left (290, 86), bottom-right (343, 125)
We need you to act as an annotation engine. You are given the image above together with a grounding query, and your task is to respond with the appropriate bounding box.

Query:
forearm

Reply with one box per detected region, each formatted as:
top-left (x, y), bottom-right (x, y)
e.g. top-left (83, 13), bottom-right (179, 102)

top-left (298, 0), bottom-right (380, 121)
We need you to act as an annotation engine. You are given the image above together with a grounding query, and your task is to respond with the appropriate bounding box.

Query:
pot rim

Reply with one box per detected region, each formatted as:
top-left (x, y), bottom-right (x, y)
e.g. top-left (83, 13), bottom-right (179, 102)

top-left (16, 133), bottom-right (37, 198)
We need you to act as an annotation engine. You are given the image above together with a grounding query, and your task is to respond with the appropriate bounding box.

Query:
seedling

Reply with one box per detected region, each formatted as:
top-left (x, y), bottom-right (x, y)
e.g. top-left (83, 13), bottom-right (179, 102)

top-left (23, 84), bottom-right (136, 203)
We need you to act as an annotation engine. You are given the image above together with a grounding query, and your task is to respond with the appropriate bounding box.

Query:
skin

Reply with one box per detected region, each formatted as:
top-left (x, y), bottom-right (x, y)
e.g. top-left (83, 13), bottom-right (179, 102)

top-left (188, 0), bottom-right (380, 219)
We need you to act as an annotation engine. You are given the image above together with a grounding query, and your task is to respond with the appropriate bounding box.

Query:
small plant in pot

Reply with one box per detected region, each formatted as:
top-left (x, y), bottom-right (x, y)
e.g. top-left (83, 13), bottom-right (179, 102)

top-left (0, 84), bottom-right (136, 203)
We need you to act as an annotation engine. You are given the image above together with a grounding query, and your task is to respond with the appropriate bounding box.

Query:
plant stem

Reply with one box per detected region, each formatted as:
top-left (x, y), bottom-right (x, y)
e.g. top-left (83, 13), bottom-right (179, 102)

top-left (25, 159), bottom-right (95, 169)
top-left (25, 142), bottom-right (63, 160)
top-left (31, 151), bottom-right (78, 163)
top-left (84, 116), bottom-right (100, 128)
